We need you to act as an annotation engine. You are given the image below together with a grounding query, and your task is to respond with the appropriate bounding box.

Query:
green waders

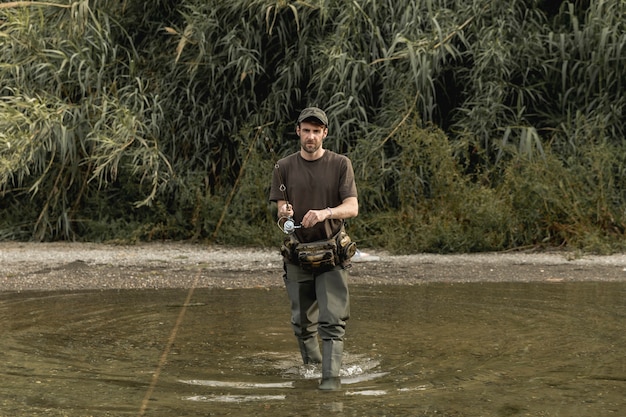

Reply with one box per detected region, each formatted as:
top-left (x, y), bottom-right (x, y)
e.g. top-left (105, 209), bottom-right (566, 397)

top-left (319, 339), bottom-right (343, 390)
top-left (298, 336), bottom-right (322, 364)
top-left (283, 263), bottom-right (350, 390)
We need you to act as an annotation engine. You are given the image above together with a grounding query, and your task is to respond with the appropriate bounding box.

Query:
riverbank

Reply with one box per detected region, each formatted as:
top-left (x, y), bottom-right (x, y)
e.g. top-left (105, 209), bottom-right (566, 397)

top-left (1, 242), bottom-right (626, 291)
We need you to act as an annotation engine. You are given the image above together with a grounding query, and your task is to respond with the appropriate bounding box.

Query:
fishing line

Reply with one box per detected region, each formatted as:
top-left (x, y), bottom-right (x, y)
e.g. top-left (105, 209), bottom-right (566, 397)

top-left (137, 270), bottom-right (201, 417)
top-left (138, 129), bottom-right (276, 414)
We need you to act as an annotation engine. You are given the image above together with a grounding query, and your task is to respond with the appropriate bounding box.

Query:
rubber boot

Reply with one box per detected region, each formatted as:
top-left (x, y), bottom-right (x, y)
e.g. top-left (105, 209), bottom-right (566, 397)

top-left (318, 339), bottom-right (343, 391)
top-left (298, 336), bottom-right (322, 364)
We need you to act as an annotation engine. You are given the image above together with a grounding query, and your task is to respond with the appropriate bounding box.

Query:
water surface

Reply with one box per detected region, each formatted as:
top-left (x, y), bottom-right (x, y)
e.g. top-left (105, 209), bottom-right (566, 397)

top-left (1, 282), bottom-right (624, 416)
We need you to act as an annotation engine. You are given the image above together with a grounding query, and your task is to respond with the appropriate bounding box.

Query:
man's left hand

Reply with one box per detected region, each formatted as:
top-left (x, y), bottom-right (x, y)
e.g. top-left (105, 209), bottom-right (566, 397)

top-left (301, 209), bottom-right (330, 228)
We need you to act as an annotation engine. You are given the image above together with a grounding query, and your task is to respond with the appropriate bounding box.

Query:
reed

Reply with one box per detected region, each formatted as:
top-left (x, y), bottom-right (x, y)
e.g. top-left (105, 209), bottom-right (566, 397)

top-left (1, 0), bottom-right (624, 253)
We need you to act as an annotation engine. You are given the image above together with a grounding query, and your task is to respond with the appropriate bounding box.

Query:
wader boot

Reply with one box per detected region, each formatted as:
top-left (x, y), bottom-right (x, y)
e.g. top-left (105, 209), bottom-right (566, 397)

top-left (318, 339), bottom-right (343, 391)
top-left (298, 336), bottom-right (322, 364)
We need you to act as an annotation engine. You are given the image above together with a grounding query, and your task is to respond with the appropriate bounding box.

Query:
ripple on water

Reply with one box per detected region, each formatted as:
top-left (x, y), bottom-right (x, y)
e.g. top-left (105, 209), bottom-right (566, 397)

top-left (1, 284), bottom-right (625, 416)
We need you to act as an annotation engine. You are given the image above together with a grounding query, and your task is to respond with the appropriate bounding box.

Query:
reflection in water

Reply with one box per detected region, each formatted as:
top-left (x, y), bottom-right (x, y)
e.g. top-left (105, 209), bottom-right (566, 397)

top-left (1, 282), bottom-right (625, 416)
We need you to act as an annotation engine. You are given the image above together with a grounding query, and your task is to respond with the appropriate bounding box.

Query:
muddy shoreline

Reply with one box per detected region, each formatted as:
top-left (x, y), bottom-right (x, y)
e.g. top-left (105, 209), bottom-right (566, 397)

top-left (1, 242), bottom-right (626, 292)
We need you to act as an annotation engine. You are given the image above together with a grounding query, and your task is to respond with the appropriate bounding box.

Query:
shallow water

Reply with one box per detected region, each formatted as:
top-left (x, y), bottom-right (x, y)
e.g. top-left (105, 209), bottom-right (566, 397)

top-left (1, 282), bottom-right (625, 416)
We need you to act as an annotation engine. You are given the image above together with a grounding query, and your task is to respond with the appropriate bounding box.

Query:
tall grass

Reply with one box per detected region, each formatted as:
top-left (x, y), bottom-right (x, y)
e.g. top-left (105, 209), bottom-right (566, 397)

top-left (1, 0), bottom-right (625, 253)
top-left (0, 1), bottom-right (170, 240)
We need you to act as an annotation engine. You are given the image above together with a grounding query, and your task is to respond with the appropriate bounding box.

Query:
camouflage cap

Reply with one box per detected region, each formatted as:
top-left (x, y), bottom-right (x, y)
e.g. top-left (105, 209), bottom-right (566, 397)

top-left (297, 107), bottom-right (328, 126)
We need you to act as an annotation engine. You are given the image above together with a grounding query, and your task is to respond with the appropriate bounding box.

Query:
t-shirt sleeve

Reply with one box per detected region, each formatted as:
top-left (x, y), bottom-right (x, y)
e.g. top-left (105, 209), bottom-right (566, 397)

top-left (339, 157), bottom-right (358, 201)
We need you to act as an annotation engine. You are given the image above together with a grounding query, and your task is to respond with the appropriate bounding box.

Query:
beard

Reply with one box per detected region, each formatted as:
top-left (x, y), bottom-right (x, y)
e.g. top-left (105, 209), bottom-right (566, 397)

top-left (302, 141), bottom-right (321, 154)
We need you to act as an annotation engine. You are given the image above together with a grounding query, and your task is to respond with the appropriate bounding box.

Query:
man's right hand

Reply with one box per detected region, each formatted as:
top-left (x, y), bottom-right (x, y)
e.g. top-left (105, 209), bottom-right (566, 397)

top-left (278, 202), bottom-right (294, 219)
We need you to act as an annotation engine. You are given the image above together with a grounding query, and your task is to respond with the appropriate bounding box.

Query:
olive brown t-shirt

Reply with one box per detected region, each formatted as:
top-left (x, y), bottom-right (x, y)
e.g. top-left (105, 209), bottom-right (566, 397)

top-left (269, 150), bottom-right (357, 243)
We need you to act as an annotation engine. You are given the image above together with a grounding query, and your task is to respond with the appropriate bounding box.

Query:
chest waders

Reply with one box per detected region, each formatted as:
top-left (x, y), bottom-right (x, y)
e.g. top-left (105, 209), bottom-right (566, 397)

top-left (283, 263), bottom-right (349, 391)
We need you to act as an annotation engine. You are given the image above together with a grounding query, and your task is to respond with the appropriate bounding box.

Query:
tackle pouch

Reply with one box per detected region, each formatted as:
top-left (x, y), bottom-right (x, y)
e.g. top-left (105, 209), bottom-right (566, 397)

top-left (295, 239), bottom-right (338, 270)
top-left (280, 234), bottom-right (299, 263)
top-left (286, 224), bottom-right (357, 270)
top-left (336, 227), bottom-right (357, 261)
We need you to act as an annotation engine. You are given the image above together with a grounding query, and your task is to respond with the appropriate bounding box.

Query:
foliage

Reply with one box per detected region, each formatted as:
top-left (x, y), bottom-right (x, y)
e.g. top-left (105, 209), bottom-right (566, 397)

top-left (350, 116), bottom-right (514, 253)
top-left (1, 0), bottom-right (625, 254)
top-left (0, 0), bottom-right (169, 240)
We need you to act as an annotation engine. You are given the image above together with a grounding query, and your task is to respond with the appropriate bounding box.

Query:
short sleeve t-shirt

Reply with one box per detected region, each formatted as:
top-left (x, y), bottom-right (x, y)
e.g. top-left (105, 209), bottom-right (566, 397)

top-left (270, 150), bottom-right (357, 243)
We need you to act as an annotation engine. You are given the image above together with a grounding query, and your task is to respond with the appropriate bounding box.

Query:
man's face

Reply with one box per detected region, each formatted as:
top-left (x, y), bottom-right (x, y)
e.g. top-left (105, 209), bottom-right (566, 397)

top-left (296, 121), bottom-right (327, 154)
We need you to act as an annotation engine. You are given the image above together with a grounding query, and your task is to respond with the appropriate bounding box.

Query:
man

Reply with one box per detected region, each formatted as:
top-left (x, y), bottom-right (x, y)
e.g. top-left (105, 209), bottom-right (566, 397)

top-left (269, 107), bottom-right (358, 391)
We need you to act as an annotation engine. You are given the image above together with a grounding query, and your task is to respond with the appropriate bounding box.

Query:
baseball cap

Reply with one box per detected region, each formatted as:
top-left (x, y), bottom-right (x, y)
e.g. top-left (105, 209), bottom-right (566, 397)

top-left (297, 107), bottom-right (328, 126)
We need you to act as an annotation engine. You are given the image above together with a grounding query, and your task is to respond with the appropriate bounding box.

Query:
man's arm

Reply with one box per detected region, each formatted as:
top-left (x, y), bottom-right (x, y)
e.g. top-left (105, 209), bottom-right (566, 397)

top-left (325, 196), bottom-right (358, 220)
top-left (300, 196), bottom-right (358, 228)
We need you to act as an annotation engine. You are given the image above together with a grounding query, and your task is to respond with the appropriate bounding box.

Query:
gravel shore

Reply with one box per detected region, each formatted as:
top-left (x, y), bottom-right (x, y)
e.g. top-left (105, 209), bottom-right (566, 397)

top-left (1, 242), bottom-right (626, 292)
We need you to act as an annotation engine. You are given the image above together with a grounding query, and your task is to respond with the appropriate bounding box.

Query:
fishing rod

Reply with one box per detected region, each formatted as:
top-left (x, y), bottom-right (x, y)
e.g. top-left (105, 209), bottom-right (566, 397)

top-left (265, 136), bottom-right (301, 235)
